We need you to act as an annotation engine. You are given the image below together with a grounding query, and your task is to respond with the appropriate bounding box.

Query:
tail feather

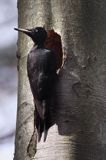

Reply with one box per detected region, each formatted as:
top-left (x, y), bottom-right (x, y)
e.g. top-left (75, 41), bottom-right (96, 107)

top-left (34, 99), bottom-right (51, 142)
top-left (34, 107), bottom-right (44, 142)
top-left (35, 99), bottom-right (44, 119)
top-left (37, 119), bottom-right (43, 142)
top-left (44, 126), bottom-right (48, 142)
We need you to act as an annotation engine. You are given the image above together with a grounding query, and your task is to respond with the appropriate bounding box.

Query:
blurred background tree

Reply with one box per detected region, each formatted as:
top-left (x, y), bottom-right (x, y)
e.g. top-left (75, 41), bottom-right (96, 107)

top-left (0, 0), bottom-right (17, 160)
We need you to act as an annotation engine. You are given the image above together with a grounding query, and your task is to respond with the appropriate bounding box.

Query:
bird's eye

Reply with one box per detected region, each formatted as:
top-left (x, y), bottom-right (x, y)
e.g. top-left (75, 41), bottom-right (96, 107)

top-left (35, 29), bottom-right (38, 32)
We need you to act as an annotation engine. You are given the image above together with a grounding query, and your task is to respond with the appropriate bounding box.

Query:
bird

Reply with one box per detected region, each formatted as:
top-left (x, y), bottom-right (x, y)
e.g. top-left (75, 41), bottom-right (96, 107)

top-left (14, 27), bottom-right (58, 141)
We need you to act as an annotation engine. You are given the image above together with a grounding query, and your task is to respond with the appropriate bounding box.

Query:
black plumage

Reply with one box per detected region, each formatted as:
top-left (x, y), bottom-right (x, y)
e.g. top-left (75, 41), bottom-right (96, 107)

top-left (14, 27), bottom-right (57, 141)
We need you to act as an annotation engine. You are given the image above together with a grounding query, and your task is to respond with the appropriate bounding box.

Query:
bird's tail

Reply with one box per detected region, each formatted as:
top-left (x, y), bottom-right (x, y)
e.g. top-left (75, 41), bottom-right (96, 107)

top-left (34, 99), bottom-right (51, 142)
top-left (34, 108), bottom-right (44, 142)
top-left (42, 100), bottom-right (51, 142)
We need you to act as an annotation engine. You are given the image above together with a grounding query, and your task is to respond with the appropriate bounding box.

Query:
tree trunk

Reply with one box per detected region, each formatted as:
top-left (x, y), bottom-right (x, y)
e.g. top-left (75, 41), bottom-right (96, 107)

top-left (14, 0), bottom-right (106, 160)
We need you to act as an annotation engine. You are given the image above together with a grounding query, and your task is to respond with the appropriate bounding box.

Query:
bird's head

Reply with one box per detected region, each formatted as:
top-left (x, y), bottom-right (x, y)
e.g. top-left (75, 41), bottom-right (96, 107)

top-left (14, 27), bottom-right (47, 47)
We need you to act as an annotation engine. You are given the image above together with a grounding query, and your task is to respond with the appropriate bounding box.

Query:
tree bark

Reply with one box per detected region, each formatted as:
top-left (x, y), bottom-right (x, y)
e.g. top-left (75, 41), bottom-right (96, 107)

top-left (14, 0), bottom-right (106, 160)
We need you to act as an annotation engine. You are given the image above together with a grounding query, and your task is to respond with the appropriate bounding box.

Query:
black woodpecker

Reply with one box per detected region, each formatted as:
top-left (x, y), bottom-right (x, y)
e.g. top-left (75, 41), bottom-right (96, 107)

top-left (14, 27), bottom-right (57, 141)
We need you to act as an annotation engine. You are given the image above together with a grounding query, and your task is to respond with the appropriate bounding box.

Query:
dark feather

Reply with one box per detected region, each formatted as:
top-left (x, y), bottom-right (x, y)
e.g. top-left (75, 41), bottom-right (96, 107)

top-left (15, 27), bottom-right (58, 142)
top-left (27, 46), bottom-right (57, 141)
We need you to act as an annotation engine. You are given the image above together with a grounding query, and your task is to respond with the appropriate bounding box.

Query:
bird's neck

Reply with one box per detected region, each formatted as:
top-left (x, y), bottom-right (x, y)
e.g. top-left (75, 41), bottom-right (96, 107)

top-left (34, 43), bottom-right (45, 49)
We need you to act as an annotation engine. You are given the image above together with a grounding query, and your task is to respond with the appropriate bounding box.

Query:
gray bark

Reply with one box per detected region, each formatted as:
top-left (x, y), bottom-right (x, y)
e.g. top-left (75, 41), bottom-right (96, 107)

top-left (14, 0), bottom-right (106, 160)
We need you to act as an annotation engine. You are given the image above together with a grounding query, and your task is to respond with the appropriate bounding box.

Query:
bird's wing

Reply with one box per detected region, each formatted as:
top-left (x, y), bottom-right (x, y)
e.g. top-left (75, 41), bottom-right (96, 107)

top-left (27, 50), bottom-right (57, 141)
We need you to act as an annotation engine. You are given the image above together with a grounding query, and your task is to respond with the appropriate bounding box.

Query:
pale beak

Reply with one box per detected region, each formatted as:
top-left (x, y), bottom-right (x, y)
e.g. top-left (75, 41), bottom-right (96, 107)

top-left (14, 28), bottom-right (31, 35)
